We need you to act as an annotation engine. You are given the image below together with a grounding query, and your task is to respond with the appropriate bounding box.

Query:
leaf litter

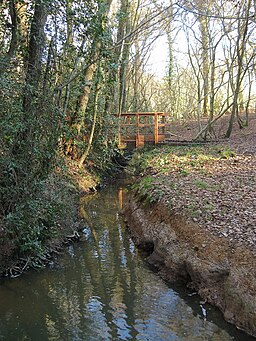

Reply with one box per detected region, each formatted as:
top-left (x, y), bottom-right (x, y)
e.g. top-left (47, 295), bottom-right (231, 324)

top-left (132, 118), bottom-right (256, 256)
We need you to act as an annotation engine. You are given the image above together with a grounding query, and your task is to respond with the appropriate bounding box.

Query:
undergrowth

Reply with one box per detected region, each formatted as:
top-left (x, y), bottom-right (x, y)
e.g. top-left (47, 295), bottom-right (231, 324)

top-left (1, 165), bottom-right (79, 259)
top-left (0, 156), bottom-right (100, 274)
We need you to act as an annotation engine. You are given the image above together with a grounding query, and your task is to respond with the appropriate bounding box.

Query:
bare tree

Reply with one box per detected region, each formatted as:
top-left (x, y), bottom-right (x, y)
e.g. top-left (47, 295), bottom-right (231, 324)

top-left (225, 0), bottom-right (253, 137)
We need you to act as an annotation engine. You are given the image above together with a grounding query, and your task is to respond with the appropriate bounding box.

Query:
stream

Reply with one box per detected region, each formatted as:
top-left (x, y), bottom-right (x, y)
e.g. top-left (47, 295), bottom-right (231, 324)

top-left (0, 179), bottom-right (254, 341)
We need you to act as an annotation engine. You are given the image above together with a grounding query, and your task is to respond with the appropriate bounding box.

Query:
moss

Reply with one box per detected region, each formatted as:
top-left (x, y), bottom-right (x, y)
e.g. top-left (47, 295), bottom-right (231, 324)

top-left (193, 179), bottom-right (219, 192)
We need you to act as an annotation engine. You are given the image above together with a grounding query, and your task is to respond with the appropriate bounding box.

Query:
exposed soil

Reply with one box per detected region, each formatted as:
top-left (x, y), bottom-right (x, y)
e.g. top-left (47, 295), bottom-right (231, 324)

top-left (122, 199), bottom-right (256, 337)
top-left (122, 115), bottom-right (256, 337)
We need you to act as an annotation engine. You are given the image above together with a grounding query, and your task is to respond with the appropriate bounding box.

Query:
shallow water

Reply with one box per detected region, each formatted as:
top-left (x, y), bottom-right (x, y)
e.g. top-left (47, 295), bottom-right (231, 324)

top-left (0, 180), bottom-right (254, 341)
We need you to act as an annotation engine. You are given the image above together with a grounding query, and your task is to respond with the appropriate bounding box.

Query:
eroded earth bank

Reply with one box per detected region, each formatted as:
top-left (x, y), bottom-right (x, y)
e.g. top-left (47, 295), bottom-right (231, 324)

top-left (122, 125), bottom-right (256, 338)
top-left (122, 199), bottom-right (256, 337)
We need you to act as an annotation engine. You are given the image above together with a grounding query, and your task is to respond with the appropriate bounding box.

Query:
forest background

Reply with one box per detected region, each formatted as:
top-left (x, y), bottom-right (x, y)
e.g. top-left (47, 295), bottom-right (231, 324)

top-left (0, 0), bottom-right (255, 261)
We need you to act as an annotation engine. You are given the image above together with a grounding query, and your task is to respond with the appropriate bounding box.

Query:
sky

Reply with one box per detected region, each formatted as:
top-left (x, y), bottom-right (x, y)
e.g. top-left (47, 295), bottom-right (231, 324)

top-left (146, 30), bottom-right (189, 79)
top-left (146, 35), bottom-right (169, 79)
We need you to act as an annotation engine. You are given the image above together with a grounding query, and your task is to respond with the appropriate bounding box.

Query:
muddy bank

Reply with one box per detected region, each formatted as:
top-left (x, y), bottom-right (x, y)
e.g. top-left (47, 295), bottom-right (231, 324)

top-left (122, 198), bottom-right (256, 338)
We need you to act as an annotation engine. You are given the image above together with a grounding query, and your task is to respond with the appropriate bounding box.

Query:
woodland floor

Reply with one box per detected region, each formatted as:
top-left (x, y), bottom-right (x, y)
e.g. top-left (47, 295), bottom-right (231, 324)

top-left (136, 114), bottom-right (256, 256)
top-left (124, 114), bottom-right (256, 337)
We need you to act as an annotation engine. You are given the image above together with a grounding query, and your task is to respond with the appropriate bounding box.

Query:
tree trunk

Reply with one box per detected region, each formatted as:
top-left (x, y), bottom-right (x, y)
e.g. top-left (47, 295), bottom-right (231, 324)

top-left (6, 1), bottom-right (28, 62)
top-left (117, 5), bottom-right (131, 115)
top-left (225, 0), bottom-right (251, 138)
top-left (133, 37), bottom-right (140, 111)
top-left (79, 83), bottom-right (101, 167)
top-left (74, 0), bottom-right (113, 134)
top-left (6, 0), bottom-right (17, 59)
top-left (23, 1), bottom-right (48, 112)
top-left (245, 72), bottom-right (252, 126)
top-left (76, 59), bottom-right (98, 114)
top-left (199, 15), bottom-right (209, 117)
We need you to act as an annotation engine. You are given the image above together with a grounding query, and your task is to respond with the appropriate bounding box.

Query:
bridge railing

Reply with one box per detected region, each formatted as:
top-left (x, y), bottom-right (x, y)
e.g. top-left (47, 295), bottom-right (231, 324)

top-left (118, 112), bottom-right (169, 148)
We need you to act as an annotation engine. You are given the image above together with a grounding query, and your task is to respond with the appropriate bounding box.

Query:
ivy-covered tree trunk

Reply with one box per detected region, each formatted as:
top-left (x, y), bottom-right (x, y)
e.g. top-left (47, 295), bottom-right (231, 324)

top-left (4, 0), bottom-right (28, 67)
top-left (79, 78), bottom-right (101, 167)
top-left (74, 0), bottom-right (113, 132)
top-left (75, 49), bottom-right (100, 133)
top-left (11, 0), bottom-right (51, 193)
top-left (23, 1), bottom-right (48, 112)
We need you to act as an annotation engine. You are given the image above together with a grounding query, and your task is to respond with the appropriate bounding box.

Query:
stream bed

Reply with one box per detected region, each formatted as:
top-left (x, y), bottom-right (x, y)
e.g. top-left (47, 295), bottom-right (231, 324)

top-left (0, 180), bottom-right (254, 340)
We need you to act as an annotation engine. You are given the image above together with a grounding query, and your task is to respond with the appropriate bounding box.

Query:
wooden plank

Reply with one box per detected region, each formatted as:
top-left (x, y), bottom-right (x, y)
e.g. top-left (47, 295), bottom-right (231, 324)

top-left (136, 134), bottom-right (144, 148)
top-left (158, 134), bottom-right (165, 142)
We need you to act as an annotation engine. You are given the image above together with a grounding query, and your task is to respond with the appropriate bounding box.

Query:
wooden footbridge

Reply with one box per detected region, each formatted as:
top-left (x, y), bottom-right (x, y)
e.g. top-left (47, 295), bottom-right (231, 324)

top-left (118, 112), bottom-right (169, 148)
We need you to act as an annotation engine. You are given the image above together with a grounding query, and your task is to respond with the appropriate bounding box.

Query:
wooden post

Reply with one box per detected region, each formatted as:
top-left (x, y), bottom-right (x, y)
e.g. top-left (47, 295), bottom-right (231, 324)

top-left (118, 187), bottom-right (123, 209)
top-left (136, 112), bottom-right (139, 147)
top-left (154, 112), bottom-right (159, 144)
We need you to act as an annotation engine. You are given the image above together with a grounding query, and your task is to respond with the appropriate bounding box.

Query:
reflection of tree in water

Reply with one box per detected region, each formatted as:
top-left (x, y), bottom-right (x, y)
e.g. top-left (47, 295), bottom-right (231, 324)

top-left (44, 186), bottom-right (232, 340)
top-left (78, 188), bottom-right (140, 339)
top-left (43, 187), bottom-right (149, 339)
top-left (0, 271), bottom-right (72, 340)
top-left (0, 185), bottom-right (251, 340)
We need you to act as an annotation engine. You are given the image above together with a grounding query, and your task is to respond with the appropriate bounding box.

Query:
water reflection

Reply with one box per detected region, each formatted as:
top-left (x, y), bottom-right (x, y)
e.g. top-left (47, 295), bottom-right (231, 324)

top-left (0, 182), bottom-right (254, 341)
